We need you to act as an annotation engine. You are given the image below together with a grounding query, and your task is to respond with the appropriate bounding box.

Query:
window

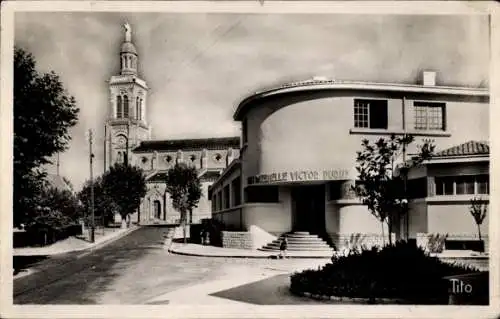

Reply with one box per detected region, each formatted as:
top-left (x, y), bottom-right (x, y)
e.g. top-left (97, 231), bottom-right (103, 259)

top-left (414, 102), bottom-right (445, 130)
top-left (456, 176), bottom-right (475, 195)
top-left (354, 99), bottom-right (388, 129)
top-left (212, 194), bottom-right (217, 211)
top-left (116, 96), bottom-right (123, 118)
top-left (123, 95), bottom-right (129, 118)
top-left (242, 118), bottom-right (248, 144)
top-left (435, 177), bottom-right (454, 195)
top-left (434, 175), bottom-right (489, 196)
top-left (217, 192), bottom-right (222, 211)
top-left (245, 186), bottom-right (279, 203)
top-left (136, 97), bottom-right (141, 120)
top-left (477, 175), bottom-right (489, 194)
top-left (232, 177), bottom-right (241, 206)
top-left (223, 185), bottom-right (230, 209)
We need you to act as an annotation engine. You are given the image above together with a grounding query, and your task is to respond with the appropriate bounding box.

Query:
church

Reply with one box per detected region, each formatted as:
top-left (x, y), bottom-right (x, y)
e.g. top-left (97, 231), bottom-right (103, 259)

top-left (104, 24), bottom-right (239, 225)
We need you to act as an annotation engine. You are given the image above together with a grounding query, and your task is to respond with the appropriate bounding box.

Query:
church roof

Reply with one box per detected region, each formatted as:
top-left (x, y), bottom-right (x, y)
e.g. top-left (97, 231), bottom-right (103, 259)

top-left (146, 169), bottom-right (222, 183)
top-left (133, 137), bottom-right (240, 153)
top-left (434, 140), bottom-right (489, 157)
top-left (121, 42), bottom-right (137, 55)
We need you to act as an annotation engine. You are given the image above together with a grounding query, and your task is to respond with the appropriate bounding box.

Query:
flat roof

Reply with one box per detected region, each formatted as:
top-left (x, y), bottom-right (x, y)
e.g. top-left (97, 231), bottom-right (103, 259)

top-left (233, 79), bottom-right (489, 121)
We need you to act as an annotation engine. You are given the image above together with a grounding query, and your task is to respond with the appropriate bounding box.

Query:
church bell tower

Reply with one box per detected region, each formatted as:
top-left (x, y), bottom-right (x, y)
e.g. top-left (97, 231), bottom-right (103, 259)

top-left (105, 23), bottom-right (151, 168)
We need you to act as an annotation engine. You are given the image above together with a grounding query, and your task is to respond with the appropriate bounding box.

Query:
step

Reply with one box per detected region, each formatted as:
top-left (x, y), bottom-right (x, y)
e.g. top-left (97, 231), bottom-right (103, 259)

top-left (272, 238), bottom-right (324, 244)
top-left (265, 242), bottom-right (332, 248)
top-left (264, 243), bottom-right (330, 249)
top-left (258, 247), bottom-right (334, 252)
top-left (284, 233), bottom-right (321, 238)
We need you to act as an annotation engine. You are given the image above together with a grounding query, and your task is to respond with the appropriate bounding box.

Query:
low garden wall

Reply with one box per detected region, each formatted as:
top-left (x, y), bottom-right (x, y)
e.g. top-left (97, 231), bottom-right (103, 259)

top-left (416, 233), bottom-right (489, 253)
top-left (329, 233), bottom-right (396, 251)
top-left (221, 231), bottom-right (253, 250)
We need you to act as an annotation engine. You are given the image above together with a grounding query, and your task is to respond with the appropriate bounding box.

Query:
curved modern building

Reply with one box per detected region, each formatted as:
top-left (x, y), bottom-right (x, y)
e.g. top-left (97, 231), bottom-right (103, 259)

top-left (209, 73), bottom-right (490, 250)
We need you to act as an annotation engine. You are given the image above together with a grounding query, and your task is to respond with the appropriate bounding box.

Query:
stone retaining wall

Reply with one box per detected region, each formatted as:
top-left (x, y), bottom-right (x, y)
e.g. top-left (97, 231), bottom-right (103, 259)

top-left (221, 231), bottom-right (253, 250)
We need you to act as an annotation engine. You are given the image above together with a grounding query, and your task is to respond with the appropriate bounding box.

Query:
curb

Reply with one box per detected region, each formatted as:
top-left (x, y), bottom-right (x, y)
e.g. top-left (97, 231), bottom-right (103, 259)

top-left (168, 248), bottom-right (333, 259)
top-left (289, 288), bottom-right (408, 304)
top-left (14, 226), bottom-right (140, 258)
top-left (13, 226), bottom-right (140, 281)
top-left (82, 226), bottom-right (140, 253)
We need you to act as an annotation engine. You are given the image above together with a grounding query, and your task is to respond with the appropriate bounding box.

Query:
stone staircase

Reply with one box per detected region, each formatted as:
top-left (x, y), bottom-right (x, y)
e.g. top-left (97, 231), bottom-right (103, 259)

top-left (258, 231), bottom-right (334, 252)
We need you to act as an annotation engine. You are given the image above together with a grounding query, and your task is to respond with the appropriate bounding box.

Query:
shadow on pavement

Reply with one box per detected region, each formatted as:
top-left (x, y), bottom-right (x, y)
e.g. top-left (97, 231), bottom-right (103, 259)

top-left (210, 274), bottom-right (351, 305)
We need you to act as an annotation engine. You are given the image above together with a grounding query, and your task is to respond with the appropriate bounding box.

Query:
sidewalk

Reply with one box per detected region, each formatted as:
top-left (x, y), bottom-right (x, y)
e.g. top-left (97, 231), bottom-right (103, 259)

top-left (169, 242), bottom-right (334, 258)
top-left (13, 225), bottom-right (139, 257)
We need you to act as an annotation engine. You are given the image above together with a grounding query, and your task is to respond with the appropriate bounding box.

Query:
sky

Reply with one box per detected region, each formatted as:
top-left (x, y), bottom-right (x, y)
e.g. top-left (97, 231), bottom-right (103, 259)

top-left (14, 12), bottom-right (489, 190)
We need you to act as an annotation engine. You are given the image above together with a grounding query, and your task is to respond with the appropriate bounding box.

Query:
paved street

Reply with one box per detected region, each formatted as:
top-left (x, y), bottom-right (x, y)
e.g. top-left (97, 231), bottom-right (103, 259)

top-left (14, 226), bottom-right (329, 305)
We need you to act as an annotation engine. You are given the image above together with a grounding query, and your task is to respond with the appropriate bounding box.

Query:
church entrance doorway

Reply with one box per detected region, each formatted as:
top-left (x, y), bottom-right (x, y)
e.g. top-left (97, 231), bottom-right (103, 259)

top-left (153, 200), bottom-right (161, 219)
top-left (291, 184), bottom-right (326, 235)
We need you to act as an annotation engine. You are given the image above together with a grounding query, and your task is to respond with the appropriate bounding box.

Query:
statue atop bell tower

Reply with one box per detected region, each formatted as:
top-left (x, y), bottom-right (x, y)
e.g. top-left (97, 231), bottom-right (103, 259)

top-left (124, 22), bottom-right (132, 42)
top-left (105, 22), bottom-right (151, 169)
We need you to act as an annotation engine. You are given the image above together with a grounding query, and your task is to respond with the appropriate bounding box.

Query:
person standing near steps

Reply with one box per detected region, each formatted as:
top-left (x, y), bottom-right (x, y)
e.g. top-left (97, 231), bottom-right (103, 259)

top-left (279, 236), bottom-right (288, 259)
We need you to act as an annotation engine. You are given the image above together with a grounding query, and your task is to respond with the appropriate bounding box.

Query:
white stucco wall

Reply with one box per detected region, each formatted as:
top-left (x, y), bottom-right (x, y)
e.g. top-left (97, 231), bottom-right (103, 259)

top-left (241, 91), bottom-right (488, 188)
top-left (427, 200), bottom-right (489, 236)
top-left (242, 203), bottom-right (291, 235)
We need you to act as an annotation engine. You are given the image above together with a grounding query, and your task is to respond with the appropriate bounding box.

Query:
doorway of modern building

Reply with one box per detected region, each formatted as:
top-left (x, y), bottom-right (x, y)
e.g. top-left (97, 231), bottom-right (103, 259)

top-left (291, 184), bottom-right (326, 235)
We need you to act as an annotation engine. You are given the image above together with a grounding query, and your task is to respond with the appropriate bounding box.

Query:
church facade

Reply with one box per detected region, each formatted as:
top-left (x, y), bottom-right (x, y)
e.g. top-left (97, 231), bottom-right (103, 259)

top-left (104, 24), bottom-right (239, 225)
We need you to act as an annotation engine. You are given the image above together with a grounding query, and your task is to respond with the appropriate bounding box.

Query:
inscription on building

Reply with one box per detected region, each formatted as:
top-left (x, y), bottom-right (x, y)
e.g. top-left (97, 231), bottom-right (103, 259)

top-left (247, 169), bottom-right (350, 185)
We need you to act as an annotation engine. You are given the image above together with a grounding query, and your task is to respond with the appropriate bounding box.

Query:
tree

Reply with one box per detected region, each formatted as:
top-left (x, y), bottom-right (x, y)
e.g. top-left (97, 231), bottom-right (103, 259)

top-left (164, 163), bottom-right (202, 244)
top-left (78, 176), bottom-right (119, 227)
top-left (469, 197), bottom-right (487, 243)
top-left (25, 186), bottom-right (82, 245)
top-left (14, 47), bottom-right (79, 226)
top-left (101, 163), bottom-right (147, 228)
top-left (353, 134), bottom-right (435, 245)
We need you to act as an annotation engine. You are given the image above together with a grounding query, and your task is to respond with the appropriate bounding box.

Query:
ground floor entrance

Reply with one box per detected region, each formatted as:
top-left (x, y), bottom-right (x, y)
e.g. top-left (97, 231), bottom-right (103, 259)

top-left (291, 184), bottom-right (326, 235)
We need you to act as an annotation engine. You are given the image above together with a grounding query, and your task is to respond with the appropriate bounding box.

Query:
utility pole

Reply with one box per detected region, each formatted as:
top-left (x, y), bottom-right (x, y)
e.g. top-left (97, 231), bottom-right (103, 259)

top-left (88, 129), bottom-right (95, 243)
top-left (104, 124), bottom-right (107, 173)
top-left (56, 153), bottom-right (60, 176)
top-left (402, 97), bottom-right (409, 242)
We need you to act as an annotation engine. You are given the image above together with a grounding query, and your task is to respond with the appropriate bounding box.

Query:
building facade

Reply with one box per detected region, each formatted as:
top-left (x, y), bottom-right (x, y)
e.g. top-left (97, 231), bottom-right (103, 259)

top-left (104, 24), bottom-right (239, 224)
top-left (209, 73), bottom-right (490, 250)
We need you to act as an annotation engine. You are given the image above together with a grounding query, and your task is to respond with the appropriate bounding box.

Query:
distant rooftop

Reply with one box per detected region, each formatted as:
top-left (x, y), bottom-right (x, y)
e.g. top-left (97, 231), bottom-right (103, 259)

top-left (434, 140), bottom-right (489, 158)
top-left (133, 137), bottom-right (240, 153)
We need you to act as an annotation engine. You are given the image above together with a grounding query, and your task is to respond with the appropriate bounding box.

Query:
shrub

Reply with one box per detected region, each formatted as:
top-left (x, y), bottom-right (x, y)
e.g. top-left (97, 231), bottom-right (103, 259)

top-left (427, 233), bottom-right (448, 253)
top-left (290, 241), bottom-right (481, 304)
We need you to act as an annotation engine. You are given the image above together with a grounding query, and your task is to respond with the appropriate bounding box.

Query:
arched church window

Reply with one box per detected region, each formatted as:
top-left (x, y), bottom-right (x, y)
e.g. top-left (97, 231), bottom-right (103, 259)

top-left (136, 97), bottom-right (141, 120)
top-left (123, 95), bottom-right (129, 118)
top-left (116, 95), bottom-right (123, 118)
top-left (140, 99), bottom-right (143, 118)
